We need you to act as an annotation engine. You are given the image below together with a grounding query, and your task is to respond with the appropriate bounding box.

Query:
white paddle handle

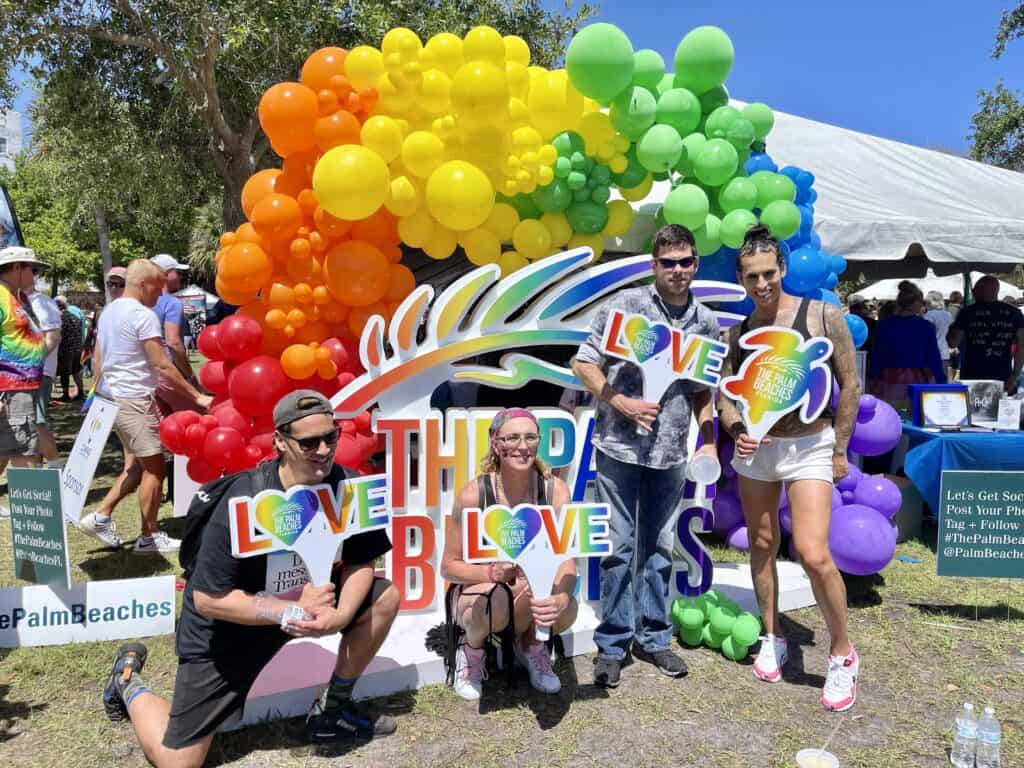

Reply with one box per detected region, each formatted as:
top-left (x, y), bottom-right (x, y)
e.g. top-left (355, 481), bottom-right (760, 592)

top-left (535, 625), bottom-right (550, 642)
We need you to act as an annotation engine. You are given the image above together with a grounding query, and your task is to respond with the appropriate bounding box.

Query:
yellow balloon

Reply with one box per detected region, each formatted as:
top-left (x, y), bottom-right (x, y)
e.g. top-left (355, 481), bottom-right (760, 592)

top-left (425, 160), bottom-right (495, 232)
top-left (375, 72), bottom-right (414, 114)
top-left (505, 61), bottom-right (529, 101)
top-left (620, 173), bottom-right (654, 202)
top-left (397, 209), bottom-right (435, 248)
top-left (386, 175), bottom-right (421, 217)
top-left (313, 145), bottom-right (389, 220)
top-left (463, 26), bottom-right (505, 66)
top-left (609, 154), bottom-right (629, 174)
top-left (541, 212), bottom-right (572, 246)
top-left (419, 69), bottom-right (451, 114)
top-left (527, 69), bottom-right (583, 140)
top-left (345, 46), bottom-right (385, 90)
top-left (603, 199), bottom-right (635, 238)
top-left (361, 116), bottom-right (404, 163)
top-left (401, 131), bottom-right (446, 178)
top-left (569, 232), bottom-right (605, 261)
top-left (485, 202), bottom-right (520, 241)
top-left (537, 144), bottom-right (558, 166)
top-left (537, 165), bottom-right (555, 185)
top-left (425, 33), bottom-right (464, 76)
top-left (460, 228), bottom-right (501, 266)
top-left (512, 126), bottom-right (543, 152)
top-left (512, 219), bottom-right (551, 260)
top-left (507, 97), bottom-right (532, 128)
top-left (503, 35), bottom-right (531, 67)
top-left (451, 61), bottom-right (509, 125)
top-left (382, 28), bottom-right (423, 59)
top-left (498, 250), bottom-right (529, 276)
top-left (424, 225), bottom-right (458, 260)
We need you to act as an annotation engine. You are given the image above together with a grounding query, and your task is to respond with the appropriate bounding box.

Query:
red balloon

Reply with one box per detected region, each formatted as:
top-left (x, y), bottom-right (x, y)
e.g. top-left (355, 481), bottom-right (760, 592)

top-left (228, 355), bottom-right (292, 417)
top-left (197, 326), bottom-right (224, 361)
top-left (250, 432), bottom-right (277, 458)
top-left (339, 338), bottom-right (361, 373)
top-left (217, 315), bottom-right (264, 362)
top-left (251, 414), bottom-right (276, 434)
top-left (334, 433), bottom-right (362, 468)
top-left (357, 461), bottom-right (376, 476)
top-left (159, 417), bottom-right (189, 455)
top-left (336, 371), bottom-right (356, 389)
top-left (340, 419), bottom-right (357, 435)
top-left (320, 337), bottom-right (351, 372)
top-left (200, 414), bottom-right (221, 430)
top-left (225, 444), bottom-right (263, 474)
top-left (187, 457), bottom-right (222, 484)
top-left (204, 427), bottom-right (246, 470)
top-left (184, 424), bottom-right (209, 458)
top-left (199, 361), bottom-right (234, 397)
top-left (214, 405), bottom-right (253, 440)
top-left (353, 410), bottom-right (373, 434)
top-left (354, 431), bottom-right (377, 460)
top-left (211, 398), bottom-right (234, 413)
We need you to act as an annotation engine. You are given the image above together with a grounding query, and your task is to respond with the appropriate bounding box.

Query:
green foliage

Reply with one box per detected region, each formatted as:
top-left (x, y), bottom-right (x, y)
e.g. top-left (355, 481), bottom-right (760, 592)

top-left (970, 2), bottom-right (1024, 171)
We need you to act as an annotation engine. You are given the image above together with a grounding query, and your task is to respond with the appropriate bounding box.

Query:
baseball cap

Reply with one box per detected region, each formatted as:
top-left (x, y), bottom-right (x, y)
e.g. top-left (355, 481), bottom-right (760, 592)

top-left (273, 390), bottom-right (336, 431)
top-left (150, 253), bottom-right (190, 272)
top-left (106, 266), bottom-right (127, 281)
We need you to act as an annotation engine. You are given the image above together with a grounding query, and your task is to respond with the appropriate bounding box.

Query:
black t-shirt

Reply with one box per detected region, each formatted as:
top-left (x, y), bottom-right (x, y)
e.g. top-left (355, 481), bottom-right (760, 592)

top-left (951, 301), bottom-right (1024, 381)
top-left (176, 461), bottom-right (392, 662)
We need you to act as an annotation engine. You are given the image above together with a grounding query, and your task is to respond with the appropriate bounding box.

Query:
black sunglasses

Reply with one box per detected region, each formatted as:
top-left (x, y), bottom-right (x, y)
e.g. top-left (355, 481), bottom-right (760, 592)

top-left (281, 426), bottom-right (341, 453)
top-left (656, 256), bottom-right (696, 270)
top-left (106, 280), bottom-right (125, 289)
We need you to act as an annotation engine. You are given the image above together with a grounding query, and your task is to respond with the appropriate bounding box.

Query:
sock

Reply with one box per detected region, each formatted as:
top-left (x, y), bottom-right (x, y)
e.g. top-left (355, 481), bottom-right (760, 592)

top-left (320, 673), bottom-right (357, 711)
top-left (118, 670), bottom-right (150, 708)
top-left (95, 512), bottom-right (111, 524)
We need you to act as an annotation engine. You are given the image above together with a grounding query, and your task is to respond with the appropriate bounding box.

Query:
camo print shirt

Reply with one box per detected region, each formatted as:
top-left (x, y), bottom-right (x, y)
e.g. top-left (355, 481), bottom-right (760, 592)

top-left (575, 285), bottom-right (721, 469)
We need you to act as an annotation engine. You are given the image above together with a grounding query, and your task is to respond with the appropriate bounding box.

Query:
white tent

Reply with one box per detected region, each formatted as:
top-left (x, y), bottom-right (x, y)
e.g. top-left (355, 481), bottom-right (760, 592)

top-left (857, 270), bottom-right (1022, 302)
top-left (612, 101), bottom-right (1024, 272)
top-left (176, 284), bottom-right (218, 308)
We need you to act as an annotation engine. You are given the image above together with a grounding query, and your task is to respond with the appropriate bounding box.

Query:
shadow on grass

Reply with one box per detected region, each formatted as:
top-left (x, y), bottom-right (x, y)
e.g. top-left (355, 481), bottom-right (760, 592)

top-left (0, 648), bottom-right (48, 743)
top-left (78, 548), bottom-right (175, 581)
top-left (844, 572), bottom-right (885, 608)
top-left (774, 614), bottom-right (827, 689)
top-left (908, 601), bottom-right (1024, 622)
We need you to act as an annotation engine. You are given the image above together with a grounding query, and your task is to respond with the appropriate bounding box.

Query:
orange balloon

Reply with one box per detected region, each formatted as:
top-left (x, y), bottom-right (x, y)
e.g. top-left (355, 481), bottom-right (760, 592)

top-left (236, 301), bottom-right (266, 325)
top-left (347, 302), bottom-right (387, 338)
top-left (250, 194), bottom-right (302, 243)
top-left (241, 169), bottom-right (281, 219)
top-left (293, 283), bottom-right (314, 304)
top-left (351, 209), bottom-right (400, 248)
top-left (296, 189), bottom-right (319, 215)
top-left (323, 240), bottom-right (391, 307)
top-left (258, 82), bottom-right (319, 158)
top-left (216, 276), bottom-right (260, 306)
top-left (286, 308), bottom-right (307, 328)
top-left (261, 327), bottom-right (292, 357)
top-left (301, 47), bottom-right (349, 93)
top-left (381, 243), bottom-right (403, 263)
top-left (218, 242), bottom-right (273, 294)
top-left (281, 344), bottom-right (318, 380)
top-left (219, 232), bottom-right (238, 248)
top-left (236, 222), bottom-right (264, 246)
top-left (276, 151), bottom-right (317, 198)
top-left (314, 110), bottom-right (362, 152)
top-left (313, 206), bottom-right (353, 240)
top-left (296, 319), bottom-right (331, 344)
top-left (385, 263), bottom-right (416, 303)
top-left (321, 302), bottom-right (349, 324)
top-left (290, 237), bottom-right (312, 258)
top-left (264, 281), bottom-right (294, 309)
top-left (265, 308), bottom-right (288, 329)
top-left (312, 285), bottom-right (331, 305)
top-left (287, 256), bottom-right (315, 283)
top-left (317, 88), bottom-right (340, 115)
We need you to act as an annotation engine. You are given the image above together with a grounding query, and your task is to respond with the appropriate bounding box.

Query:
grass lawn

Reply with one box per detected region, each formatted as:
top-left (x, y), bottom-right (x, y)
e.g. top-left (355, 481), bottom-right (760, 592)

top-left (0, 370), bottom-right (1022, 767)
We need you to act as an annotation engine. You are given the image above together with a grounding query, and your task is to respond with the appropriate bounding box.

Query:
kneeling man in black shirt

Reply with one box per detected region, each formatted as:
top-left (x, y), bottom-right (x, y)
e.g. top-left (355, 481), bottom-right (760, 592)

top-left (101, 390), bottom-right (400, 766)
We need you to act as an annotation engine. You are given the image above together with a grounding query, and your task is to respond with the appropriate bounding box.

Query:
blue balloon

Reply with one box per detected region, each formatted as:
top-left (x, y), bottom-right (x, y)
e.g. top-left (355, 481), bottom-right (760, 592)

top-left (830, 253), bottom-right (848, 277)
top-left (809, 231), bottom-right (822, 250)
top-left (779, 165), bottom-right (802, 181)
top-left (845, 313), bottom-right (868, 349)
top-left (779, 241), bottom-right (791, 258)
top-left (795, 186), bottom-right (812, 205)
top-left (696, 252), bottom-right (738, 283)
top-left (744, 151), bottom-right (778, 175)
top-left (721, 297), bottom-right (755, 314)
top-left (797, 204), bottom-right (814, 234)
top-left (795, 170), bottom-right (815, 190)
top-left (784, 232), bottom-right (807, 251)
top-left (807, 287), bottom-right (841, 306)
top-left (823, 271), bottom-right (838, 289)
top-left (783, 246), bottom-right (828, 293)
top-left (808, 188), bottom-right (818, 204)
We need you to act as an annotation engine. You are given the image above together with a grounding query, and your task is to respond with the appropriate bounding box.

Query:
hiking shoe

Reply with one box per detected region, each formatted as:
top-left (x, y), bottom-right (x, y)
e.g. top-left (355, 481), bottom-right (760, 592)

top-left (593, 656), bottom-right (622, 688)
top-left (515, 641), bottom-right (560, 694)
top-left (305, 699), bottom-right (397, 742)
top-left (132, 531), bottom-right (181, 555)
top-left (822, 646), bottom-right (859, 712)
top-left (753, 634), bottom-right (789, 683)
top-left (453, 644), bottom-right (487, 701)
top-left (102, 642), bottom-right (148, 721)
top-left (79, 512), bottom-right (122, 548)
top-left (632, 645), bottom-right (688, 678)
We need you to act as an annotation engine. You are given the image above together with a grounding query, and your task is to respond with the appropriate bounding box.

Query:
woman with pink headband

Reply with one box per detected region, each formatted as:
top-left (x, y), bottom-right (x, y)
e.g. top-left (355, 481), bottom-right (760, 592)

top-left (440, 407), bottom-right (578, 702)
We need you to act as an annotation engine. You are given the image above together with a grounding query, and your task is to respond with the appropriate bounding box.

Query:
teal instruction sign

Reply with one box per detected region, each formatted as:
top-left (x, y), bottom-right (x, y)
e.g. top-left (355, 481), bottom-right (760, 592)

top-left (8, 468), bottom-right (70, 589)
top-left (937, 470), bottom-right (1024, 579)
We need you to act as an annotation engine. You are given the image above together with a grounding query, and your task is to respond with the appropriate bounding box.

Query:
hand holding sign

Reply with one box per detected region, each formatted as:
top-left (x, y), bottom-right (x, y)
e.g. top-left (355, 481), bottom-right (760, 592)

top-left (463, 502), bottom-right (611, 641)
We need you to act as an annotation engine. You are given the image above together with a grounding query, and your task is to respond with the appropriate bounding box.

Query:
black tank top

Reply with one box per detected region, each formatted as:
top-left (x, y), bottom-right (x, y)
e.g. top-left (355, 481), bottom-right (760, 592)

top-left (477, 470), bottom-right (552, 508)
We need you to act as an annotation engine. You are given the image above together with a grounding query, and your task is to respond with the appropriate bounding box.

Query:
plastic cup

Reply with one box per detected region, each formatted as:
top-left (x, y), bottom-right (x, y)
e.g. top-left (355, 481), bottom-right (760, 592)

top-left (795, 749), bottom-right (839, 768)
top-left (687, 454), bottom-right (722, 485)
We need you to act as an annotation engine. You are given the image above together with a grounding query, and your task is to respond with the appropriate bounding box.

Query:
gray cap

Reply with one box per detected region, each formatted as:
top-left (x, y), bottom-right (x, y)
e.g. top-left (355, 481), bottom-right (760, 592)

top-left (272, 390), bottom-right (335, 430)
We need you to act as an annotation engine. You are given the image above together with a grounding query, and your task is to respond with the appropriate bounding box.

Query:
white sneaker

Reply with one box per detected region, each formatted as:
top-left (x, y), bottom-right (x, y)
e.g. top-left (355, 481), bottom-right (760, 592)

top-left (515, 641), bottom-right (561, 694)
top-left (752, 634), bottom-right (789, 683)
top-left (822, 646), bottom-right (859, 712)
top-left (453, 645), bottom-right (486, 701)
top-left (78, 512), bottom-right (122, 548)
top-left (132, 531), bottom-right (181, 555)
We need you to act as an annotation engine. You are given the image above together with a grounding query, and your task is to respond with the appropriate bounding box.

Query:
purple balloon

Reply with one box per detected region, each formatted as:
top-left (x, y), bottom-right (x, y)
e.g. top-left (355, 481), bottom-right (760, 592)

top-left (787, 536), bottom-right (799, 562)
top-left (712, 492), bottom-right (745, 534)
top-left (726, 524), bottom-right (751, 551)
top-left (829, 504), bottom-right (897, 575)
top-left (832, 486), bottom-right (843, 509)
top-left (849, 395), bottom-right (902, 456)
top-left (853, 474), bottom-right (902, 519)
top-left (778, 483), bottom-right (789, 510)
top-left (718, 439), bottom-right (737, 478)
top-left (719, 475), bottom-right (738, 498)
top-left (779, 505), bottom-right (792, 535)
top-left (836, 462), bottom-right (863, 492)
top-left (841, 489), bottom-right (856, 504)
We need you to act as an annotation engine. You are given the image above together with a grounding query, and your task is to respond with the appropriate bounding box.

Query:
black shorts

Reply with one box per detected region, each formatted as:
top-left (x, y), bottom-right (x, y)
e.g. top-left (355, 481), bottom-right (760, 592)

top-left (162, 576), bottom-right (392, 749)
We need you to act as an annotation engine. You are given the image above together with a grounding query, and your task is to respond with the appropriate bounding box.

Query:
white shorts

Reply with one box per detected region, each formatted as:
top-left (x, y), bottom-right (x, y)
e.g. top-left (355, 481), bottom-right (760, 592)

top-left (733, 427), bottom-right (835, 484)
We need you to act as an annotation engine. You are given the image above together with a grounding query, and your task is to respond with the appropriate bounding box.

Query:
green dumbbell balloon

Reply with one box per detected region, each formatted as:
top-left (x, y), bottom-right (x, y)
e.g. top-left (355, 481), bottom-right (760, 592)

top-left (731, 612), bottom-right (761, 648)
top-left (679, 626), bottom-right (703, 647)
top-left (721, 635), bottom-right (750, 661)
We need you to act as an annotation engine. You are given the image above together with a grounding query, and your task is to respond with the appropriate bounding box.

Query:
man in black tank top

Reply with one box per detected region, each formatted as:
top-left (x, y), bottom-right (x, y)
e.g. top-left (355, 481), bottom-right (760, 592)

top-left (718, 227), bottom-right (863, 713)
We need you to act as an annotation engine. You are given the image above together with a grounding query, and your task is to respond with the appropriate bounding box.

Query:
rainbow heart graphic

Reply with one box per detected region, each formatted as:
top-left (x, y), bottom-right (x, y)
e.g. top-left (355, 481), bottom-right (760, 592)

top-left (624, 316), bottom-right (671, 363)
top-left (483, 506), bottom-right (543, 559)
top-left (254, 489), bottom-right (320, 546)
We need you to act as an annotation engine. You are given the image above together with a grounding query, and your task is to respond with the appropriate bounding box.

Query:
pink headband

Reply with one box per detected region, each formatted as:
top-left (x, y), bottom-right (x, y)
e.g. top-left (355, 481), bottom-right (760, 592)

top-left (489, 408), bottom-right (539, 437)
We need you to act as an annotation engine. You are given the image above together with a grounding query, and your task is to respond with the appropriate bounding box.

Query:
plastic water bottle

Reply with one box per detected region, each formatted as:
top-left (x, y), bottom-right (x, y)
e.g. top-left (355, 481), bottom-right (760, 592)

top-left (686, 454), bottom-right (721, 485)
top-left (950, 702), bottom-right (977, 768)
top-left (976, 706), bottom-right (1001, 768)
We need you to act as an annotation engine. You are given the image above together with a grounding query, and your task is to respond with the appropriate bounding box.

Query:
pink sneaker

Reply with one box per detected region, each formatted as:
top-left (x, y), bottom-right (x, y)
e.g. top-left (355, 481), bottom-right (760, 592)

top-left (753, 634), bottom-right (789, 682)
top-left (822, 646), bottom-right (859, 712)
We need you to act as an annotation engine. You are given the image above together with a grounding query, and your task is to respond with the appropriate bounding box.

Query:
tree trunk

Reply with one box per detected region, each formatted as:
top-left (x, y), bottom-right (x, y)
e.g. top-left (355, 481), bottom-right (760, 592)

top-left (221, 151), bottom-right (254, 231)
top-left (95, 203), bottom-right (113, 302)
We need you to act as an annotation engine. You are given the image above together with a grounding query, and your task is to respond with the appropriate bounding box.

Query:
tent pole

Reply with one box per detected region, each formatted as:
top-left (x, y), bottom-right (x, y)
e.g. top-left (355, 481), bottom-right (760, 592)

top-left (963, 271), bottom-right (973, 305)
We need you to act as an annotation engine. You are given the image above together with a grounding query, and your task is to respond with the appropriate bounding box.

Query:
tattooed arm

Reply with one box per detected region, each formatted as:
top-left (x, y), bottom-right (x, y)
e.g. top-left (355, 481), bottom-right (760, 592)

top-left (716, 325), bottom-right (746, 441)
top-left (825, 304), bottom-right (862, 480)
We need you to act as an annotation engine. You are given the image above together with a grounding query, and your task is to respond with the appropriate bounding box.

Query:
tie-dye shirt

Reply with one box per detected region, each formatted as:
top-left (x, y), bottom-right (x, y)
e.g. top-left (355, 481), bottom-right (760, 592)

top-left (0, 283), bottom-right (45, 391)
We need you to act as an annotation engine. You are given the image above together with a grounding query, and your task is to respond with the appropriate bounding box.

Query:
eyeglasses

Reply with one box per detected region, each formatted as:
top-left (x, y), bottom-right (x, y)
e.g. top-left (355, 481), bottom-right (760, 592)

top-left (656, 256), bottom-right (696, 270)
top-left (494, 433), bottom-right (541, 447)
top-left (106, 280), bottom-right (125, 289)
top-left (281, 427), bottom-right (341, 453)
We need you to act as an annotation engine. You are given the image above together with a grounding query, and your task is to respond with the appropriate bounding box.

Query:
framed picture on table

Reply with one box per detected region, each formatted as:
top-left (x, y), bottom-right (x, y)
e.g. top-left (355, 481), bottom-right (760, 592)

top-left (918, 387), bottom-right (969, 429)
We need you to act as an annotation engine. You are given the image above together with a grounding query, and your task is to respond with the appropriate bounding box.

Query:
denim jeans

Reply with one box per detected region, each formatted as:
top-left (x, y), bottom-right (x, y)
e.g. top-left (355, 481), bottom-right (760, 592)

top-left (593, 450), bottom-right (688, 660)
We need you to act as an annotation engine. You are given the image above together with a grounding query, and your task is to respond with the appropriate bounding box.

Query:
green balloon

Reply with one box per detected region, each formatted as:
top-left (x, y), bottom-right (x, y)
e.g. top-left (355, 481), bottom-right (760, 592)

top-left (567, 171), bottom-right (587, 191)
top-left (632, 49), bottom-right (666, 90)
top-left (591, 185), bottom-right (611, 204)
top-left (652, 171), bottom-right (670, 181)
top-left (694, 213), bottom-right (721, 255)
top-left (721, 636), bottom-right (750, 662)
top-left (637, 124), bottom-right (683, 172)
top-left (566, 23), bottom-right (636, 101)
top-left (656, 72), bottom-right (677, 96)
top-left (742, 102), bottom-right (775, 140)
top-left (760, 200), bottom-right (801, 240)
top-left (701, 622), bottom-right (727, 650)
top-left (709, 604), bottom-right (739, 635)
top-left (566, 199), bottom-right (609, 234)
top-left (655, 88), bottom-right (702, 136)
top-left (531, 178), bottom-right (572, 213)
top-left (570, 151), bottom-right (587, 170)
top-left (498, 193), bottom-right (541, 220)
top-left (704, 589), bottom-right (723, 605)
top-left (675, 132), bottom-right (707, 177)
top-left (610, 86), bottom-right (657, 140)
top-left (591, 164), bottom-right (611, 185)
top-left (572, 186), bottom-right (591, 202)
top-left (670, 597), bottom-right (687, 629)
top-left (731, 613), bottom-right (761, 648)
top-left (694, 138), bottom-right (738, 187)
top-left (679, 626), bottom-right (704, 647)
top-left (679, 607), bottom-right (705, 632)
top-left (654, 205), bottom-right (667, 227)
top-left (720, 208), bottom-right (758, 248)
top-left (704, 105), bottom-right (741, 139)
top-left (756, 173), bottom-right (797, 208)
top-left (611, 146), bottom-right (647, 188)
top-left (554, 156), bottom-right (572, 178)
top-left (750, 170), bottom-right (778, 205)
top-left (726, 117), bottom-right (755, 150)
top-left (662, 183), bottom-right (709, 230)
top-left (674, 25), bottom-right (735, 95)
top-left (698, 84), bottom-right (730, 115)
top-left (719, 177), bottom-right (758, 213)
top-left (552, 131), bottom-right (585, 157)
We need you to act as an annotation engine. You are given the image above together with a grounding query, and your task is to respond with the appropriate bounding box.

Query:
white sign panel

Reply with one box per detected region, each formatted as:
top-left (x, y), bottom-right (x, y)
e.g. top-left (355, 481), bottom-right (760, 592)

top-left (60, 396), bottom-right (118, 522)
top-left (0, 575), bottom-right (175, 647)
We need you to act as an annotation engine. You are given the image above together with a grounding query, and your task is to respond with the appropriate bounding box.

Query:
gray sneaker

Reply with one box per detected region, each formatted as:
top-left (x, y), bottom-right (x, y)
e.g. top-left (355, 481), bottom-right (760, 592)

top-left (132, 531), bottom-right (181, 555)
top-left (79, 512), bottom-right (122, 548)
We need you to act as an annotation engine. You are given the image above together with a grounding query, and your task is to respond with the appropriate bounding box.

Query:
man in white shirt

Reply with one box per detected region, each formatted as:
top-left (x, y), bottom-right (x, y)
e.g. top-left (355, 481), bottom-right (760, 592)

top-left (78, 260), bottom-right (212, 555)
top-left (27, 290), bottom-right (61, 462)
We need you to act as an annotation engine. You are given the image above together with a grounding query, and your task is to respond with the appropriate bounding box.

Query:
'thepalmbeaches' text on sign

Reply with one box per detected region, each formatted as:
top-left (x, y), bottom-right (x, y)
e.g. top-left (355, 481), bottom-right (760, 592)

top-left (937, 470), bottom-right (1024, 579)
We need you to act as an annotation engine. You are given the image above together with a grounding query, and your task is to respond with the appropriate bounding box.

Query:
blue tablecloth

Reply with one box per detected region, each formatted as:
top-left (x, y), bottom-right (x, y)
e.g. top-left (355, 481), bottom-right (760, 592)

top-left (902, 424), bottom-right (1024, 512)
